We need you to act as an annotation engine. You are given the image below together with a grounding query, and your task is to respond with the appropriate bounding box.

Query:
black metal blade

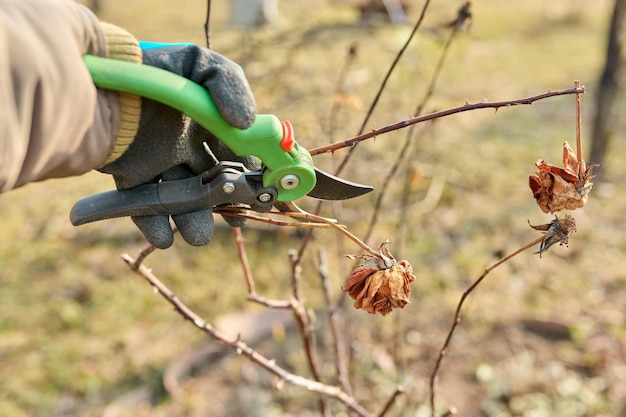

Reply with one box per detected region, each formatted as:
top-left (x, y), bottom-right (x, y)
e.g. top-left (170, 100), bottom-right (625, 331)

top-left (307, 168), bottom-right (373, 200)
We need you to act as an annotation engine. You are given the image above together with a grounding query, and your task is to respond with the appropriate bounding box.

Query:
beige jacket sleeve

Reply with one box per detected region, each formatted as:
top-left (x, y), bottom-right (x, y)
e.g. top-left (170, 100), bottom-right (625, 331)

top-left (0, 0), bottom-right (138, 192)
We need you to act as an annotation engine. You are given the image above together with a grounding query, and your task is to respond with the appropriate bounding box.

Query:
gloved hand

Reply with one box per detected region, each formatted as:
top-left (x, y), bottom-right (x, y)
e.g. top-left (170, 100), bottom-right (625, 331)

top-left (98, 38), bottom-right (259, 249)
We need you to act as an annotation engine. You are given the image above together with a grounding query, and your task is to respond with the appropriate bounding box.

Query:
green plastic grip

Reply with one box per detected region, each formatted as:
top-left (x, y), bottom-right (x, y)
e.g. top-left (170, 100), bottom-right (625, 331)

top-left (83, 55), bottom-right (315, 201)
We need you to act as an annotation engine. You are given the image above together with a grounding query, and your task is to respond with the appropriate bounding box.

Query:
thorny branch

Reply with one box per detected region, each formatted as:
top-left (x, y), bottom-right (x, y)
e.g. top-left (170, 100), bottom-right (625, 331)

top-left (309, 86), bottom-right (586, 156)
top-left (120, 252), bottom-right (374, 417)
top-left (428, 236), bottom-right (544, 417)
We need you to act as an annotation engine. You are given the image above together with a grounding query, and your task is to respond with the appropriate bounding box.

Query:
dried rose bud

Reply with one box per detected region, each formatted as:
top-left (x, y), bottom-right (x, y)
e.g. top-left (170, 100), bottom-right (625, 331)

top-left (343, 240), bottom-right (415, 316)
top-left (529, 142), bottom-right (598, 213)
top-left (529, 214), bottom-right (577, 257)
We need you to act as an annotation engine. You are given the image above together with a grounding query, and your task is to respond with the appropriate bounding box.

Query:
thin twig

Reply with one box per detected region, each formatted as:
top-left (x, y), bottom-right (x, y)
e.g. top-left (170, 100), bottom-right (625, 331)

top-left (333, 0), bottom-right (433, 177)
top-left (318, 248), bottom-right (354, 403)
top-left (204, 0), bottom-right (212, 48)
top-left (247, 293), bottom-right (292, 309)
top-left (232, 227), bottom-right (291, 308)
top-left (414, 26), bottom-right (459, 118)
top-left (364, 136), bottom-right (411, 246)
top-left (131, 226), bottom-right (179, 268)
top-left (290, 250), bottom-right (304, 301)
top-left (394, 124), bottom-right (438, 256)
top-left (329, 42), bottom-right (359, 143)
top-left (120, 253), bottom-right (373, 417)
top-left (132, 243), bottom-right (157, 269)
top-left (309, 86), bottom-right (586, 156)
top-left (288, 250), bottom-right (329, 416)
top-left (298, 0), bottom-right (434, 263)
top-left (233, 227), bottom-right (254, 294)
top-left (286, 212), bottom-right (379, 257)
top-left (216, 207), bottom-right (334, 229)
top-left (429, 236), bottom-right (544, 417)
top-left (234, 215), bottom-right (329, 417)
top-left (574, 80), bottom-right (585, 178)
top-left (364, 25), bottom-right (459, 245)
top-left (377, 385), bottom-right (405, 417)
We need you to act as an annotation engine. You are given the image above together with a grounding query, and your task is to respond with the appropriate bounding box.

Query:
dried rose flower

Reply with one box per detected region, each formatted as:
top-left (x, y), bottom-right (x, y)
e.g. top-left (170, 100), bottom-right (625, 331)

top-left (529, 141), bottom-right (598, 213)
top-left (343, 240), bottom-right (415, 316)
top-left (529, 214), bottom-right (577, 257)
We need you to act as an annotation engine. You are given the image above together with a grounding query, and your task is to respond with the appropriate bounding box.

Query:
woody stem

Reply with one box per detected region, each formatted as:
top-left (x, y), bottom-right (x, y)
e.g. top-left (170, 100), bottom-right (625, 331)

top-left (574, 80), bottom-right (584, 177)
top-left (309, 86), bottom-right (585, 156)
top-left (429, 235), bottom-right (544, 417)
top-left (286, 212), bottom-right (380, 257)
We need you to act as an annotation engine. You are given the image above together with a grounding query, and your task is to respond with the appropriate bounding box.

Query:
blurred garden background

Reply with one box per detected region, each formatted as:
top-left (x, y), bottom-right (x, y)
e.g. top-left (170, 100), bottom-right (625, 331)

top-left (0, 0), bottom-right (624, 416)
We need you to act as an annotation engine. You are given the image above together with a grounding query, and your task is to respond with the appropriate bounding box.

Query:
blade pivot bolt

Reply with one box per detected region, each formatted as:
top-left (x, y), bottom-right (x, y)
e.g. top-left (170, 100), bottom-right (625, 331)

top-left (222, 182), bottom-right (236, 193)
top-left (280, 174), bottom-right (300, 190)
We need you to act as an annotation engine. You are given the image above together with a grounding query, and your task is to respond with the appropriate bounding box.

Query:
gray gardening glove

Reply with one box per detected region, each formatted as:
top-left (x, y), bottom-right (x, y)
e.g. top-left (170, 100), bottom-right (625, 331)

top-left (99, 44), bottom-right (260, 249)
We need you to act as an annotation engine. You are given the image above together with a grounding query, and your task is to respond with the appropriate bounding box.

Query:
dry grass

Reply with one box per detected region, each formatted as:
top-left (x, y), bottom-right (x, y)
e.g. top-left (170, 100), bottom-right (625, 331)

top-left (0, 0), bottom-right (624, 416)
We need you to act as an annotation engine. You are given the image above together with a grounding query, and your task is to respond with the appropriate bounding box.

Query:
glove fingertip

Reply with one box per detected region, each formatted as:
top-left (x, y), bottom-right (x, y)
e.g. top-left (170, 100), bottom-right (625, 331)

top-left (209, 72), bottom-right (256, 129)
top-left (222, 214), bottom-right (247, 228)
top-left (132, 216), bottom-right (175, 249)
top-left (217, 96), bottom-right (256, 130)
top-left (173, 209), bottom-right (214, 246)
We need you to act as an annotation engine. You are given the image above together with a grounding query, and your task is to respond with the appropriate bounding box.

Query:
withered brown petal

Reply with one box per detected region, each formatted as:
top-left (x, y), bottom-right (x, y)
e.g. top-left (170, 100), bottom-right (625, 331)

top-left (530, 142), bottom-right (596, 213)
top-left (562, 141), bottom-right (580, 177)
top-left (535, 159), bottom-right (579, 183)
top-left (529, 170), bottom-right (588, 213)
top-left (343, 266), bottom-right (378, 304)
top-left (343, 260), bottom-right (416, 316)
top-left (551, 174), bottom-right (588, 211)
top-left (529, 172), bottom-right (552, 213)
top-left (355, 271), bottom-right (386, 313)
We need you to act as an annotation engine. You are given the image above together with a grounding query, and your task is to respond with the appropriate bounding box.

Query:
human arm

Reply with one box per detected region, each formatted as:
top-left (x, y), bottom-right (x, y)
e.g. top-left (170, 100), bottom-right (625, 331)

top-left (0, 0), bottom-right (258, 248)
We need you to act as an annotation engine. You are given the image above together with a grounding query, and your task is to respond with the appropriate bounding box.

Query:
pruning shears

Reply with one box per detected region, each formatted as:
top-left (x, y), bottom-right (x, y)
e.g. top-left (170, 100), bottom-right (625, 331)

top-left (70, 55), bottom-right (372, 226)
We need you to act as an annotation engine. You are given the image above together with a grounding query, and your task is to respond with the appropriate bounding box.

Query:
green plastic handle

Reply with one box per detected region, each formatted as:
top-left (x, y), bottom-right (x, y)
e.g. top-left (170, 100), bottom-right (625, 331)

top-left (84, 54), bottom-right (315, 201)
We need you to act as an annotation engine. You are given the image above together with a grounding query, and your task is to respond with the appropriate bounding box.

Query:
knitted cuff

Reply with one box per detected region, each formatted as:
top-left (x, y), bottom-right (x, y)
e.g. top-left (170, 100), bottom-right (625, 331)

top-left (99, 22), bottom-right (143, 164)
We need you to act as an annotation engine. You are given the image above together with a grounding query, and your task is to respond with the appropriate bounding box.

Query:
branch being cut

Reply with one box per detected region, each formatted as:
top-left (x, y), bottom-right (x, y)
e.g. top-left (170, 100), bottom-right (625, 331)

top-left (309, 86), bottom-right (585, 156)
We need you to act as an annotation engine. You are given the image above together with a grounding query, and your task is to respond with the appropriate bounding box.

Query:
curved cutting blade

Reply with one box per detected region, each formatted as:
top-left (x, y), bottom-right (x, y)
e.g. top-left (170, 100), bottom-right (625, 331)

top-left (307, 168), bottom-right (373, 200)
